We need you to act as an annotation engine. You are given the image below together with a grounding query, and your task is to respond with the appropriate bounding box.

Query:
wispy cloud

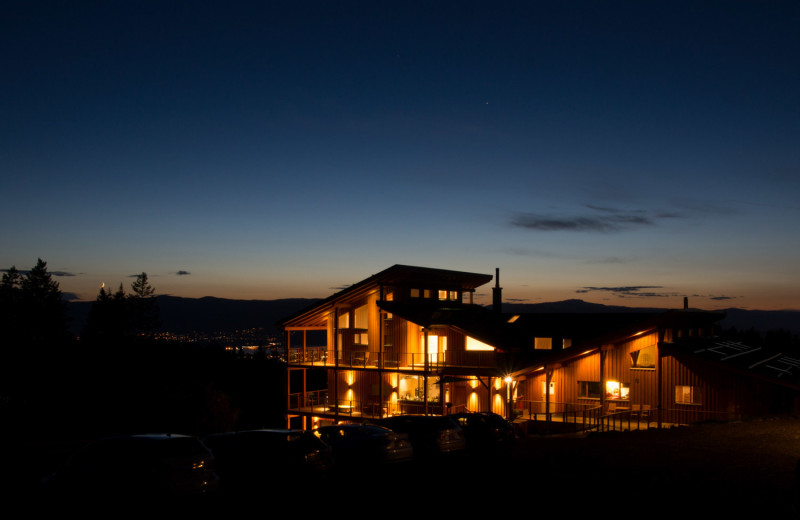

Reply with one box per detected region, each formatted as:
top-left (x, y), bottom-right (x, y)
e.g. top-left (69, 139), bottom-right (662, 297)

top-left (584, 257), bottom-right (627, 264)
top-left (1, 268), bottom-right (75, 277)
top-left (176, 270), bottom-right (191, 276)
top-left (577, 286), bottom-right (679, 298)
top-left (510, 205), bottom-right (685, 233)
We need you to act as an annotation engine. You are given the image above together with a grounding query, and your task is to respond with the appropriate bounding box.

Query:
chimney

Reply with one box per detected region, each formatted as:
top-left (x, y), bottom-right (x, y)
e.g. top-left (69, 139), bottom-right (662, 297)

top-left (492, 267), bottom-right (502, 313)
top-left (683, 296), bottom-right (689, 310)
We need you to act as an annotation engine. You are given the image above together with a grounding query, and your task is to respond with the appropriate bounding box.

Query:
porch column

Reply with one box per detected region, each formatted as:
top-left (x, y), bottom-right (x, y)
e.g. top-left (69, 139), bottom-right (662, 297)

top-left (657, 330), bottom-right (664, 429)
top-left (333, 308), bottom-right (340, 424)
top-left (423, 329), bottom-right (429, 415)
top-left (378, 306), bottom-right (384, 419)
top-left (545, 368), bottom-right (553, 425)
top-left (302, 330), bottom-right (307, 426)
top-left (600, 346), bottom-right (607, 426)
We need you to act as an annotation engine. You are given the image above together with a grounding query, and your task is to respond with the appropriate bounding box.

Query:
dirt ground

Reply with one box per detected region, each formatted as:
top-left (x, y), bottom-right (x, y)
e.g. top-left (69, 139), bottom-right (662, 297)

top-left (493, 417), bottom-right (800, 516)
top-left (13, 417), bottom-right (800, 515)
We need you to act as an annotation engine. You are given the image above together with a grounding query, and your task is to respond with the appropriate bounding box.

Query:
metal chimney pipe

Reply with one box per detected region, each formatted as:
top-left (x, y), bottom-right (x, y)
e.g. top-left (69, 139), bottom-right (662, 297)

top-left (492, 268), bottom-right (502, 313)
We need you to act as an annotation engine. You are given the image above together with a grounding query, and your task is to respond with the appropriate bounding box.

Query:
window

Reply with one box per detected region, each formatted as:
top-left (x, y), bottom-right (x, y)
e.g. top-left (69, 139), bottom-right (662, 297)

top-left (630, 344), bottom-right (656, 369)
top-left (423, 333), bottom-right (447, 363)
top-left (605, 380), bottom-right (630, 400)
top-left (449, 290), bottom-right (458, 301)
top-left (398, 375), bottom-right (440, 402)
top-left (354, 305), bottom-right (368, 329)
top-left (534, 337), bottom-right (552, 350)
top-left (466, 336), bottom-right (494, 351)
top-left (562, 338), bottom-right (572, 349)
top-left (675, 385), bottom-right (701, 405)
top-left (424, 289), bottom-right (431, 298)
top-left (438, 290), bottom-right (447, 301)
top-left (337, 312), bottom-right (349, 329)
top-left (410, 288), bottom-right (420, 298)
top-left (578, 381), bottom-right (601, 399)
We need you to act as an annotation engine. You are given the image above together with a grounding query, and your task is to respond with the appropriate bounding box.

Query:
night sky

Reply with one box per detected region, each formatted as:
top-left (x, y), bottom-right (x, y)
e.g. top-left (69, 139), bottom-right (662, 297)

top-left (3, 1), bottom-right (799, 310)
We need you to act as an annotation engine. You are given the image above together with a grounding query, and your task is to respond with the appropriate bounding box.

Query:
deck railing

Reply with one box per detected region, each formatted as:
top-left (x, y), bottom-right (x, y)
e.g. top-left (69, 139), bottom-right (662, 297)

top-left (287, 348), bottom-right (496, 370)
top-left (287, 393), bottom-right (454, 418)
top-left (515, 400), bottom-right (745, 432)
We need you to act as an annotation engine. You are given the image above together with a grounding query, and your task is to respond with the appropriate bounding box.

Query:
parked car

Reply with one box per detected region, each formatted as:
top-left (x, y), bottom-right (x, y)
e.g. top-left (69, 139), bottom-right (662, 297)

top-left (374, 415), bottom-right (466, 456)
top-left (449, 412), bottom-right (516, 450)
top-left (314, 424), bottom-right (413, 467)
top-left (202, 429), bottom-right (333, 493)
top-left (42, 433), bottom-right (220, 498)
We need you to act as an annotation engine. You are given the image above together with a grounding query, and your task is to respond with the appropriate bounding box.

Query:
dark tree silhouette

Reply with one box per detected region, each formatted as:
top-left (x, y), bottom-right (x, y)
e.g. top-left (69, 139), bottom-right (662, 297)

top-left (0, 266), bottom-right (23, 345)
top-left (11, 258), bottom-right (69, 346)
top-left (128, 272), bottom-right (160, 336)
top-left (82, 283), bottom-right (128, 343)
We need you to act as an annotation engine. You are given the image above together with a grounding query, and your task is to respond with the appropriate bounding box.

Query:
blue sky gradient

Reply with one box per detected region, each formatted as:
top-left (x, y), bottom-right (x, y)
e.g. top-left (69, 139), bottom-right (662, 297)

top-left (2, 1), bottom-right (799, 309)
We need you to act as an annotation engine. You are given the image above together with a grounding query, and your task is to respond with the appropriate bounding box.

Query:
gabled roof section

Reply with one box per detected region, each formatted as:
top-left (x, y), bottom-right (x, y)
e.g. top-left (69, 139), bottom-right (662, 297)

top-left (276, 264), bottom-right (493, 329)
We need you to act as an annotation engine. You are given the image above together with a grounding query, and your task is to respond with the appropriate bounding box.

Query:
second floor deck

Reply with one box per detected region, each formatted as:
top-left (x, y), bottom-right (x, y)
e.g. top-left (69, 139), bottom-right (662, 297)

top-left (288, 347), bottom-right (497, 371)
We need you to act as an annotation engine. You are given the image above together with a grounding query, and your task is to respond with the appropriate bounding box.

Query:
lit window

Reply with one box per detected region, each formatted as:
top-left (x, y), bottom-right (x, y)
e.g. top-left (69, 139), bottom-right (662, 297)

top-left (354, 305), bottom-right (368, 329)
top-left (507, 315), bottom-right (520, 323)
top-left (605, 381), bottom-right (630, 400)
top-left (438, 290), bottom-right (447, 300)
top-left (675, 385), bottom-right (701, 405)
top-left (562, 338), bottom-right (572, 349)
top-left (449, 290), bottom-right (458, 300)
top-left (384, 291), bottom-right (393, 301)
top-left (424, 289), bottom-right (431, 298)
top-left (410, 288), bottom-right (420, 298)
top-left (338, 312), bottom-right (349, 329)
top-left (534, 337), bottom-right (552, 350)
top-left (630, 344), bottom-right (656, 369)
top-left (466, 336), bottom-right (494, 351)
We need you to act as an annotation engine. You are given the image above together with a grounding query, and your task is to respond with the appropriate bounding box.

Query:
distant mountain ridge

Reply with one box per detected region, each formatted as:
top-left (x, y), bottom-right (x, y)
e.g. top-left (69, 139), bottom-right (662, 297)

top-left (66, 296), bottom-right (799, 336)
top-left (67, 295), bottom-right (321, 335)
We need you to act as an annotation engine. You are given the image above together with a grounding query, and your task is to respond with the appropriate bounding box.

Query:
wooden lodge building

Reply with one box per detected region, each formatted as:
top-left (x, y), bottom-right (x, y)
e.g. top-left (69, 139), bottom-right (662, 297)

top-left (278, 265), bottom-right (800, 431)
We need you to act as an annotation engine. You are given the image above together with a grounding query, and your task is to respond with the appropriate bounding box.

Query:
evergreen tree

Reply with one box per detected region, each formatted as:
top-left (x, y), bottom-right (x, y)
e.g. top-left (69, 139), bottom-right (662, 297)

top-left (19, 258), bottom-right (68, 345)
top-left (0, 266), bottom-right (24, 346)
top-left (82, 283), bottom-right (128, 344)
top-left (128, 272), bottom-right (159, 336)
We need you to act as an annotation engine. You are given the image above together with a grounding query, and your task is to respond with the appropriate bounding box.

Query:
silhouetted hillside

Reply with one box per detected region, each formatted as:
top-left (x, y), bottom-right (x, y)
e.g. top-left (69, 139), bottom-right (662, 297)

top-left (499, 299), bottom-right (665, 314)
top-left (67, 296), bottom-right (320, 335)
top-left (66, 296), bottom-right (799, 337)
top-left (719, 308), bottom-right (800, 336)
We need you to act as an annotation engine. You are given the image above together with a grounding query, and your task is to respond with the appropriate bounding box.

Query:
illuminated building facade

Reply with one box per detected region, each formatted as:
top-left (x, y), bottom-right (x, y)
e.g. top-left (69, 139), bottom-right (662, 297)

top-left (280, 265), bottom-right (799, 431)
top-left (279, 265), bottom-right (511, 429)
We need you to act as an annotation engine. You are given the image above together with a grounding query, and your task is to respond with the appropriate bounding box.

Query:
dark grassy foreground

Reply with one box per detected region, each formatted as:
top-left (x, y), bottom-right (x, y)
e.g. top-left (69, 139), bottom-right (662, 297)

top-left (324, 417), bottom-right (800, 516)
top-left (13, 417), bottom-right (800, 515)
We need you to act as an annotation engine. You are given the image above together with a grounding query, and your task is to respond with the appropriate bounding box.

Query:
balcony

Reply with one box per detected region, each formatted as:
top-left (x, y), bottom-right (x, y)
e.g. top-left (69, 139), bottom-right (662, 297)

top-left (288, 391), bottom-right (446, 419)
top-left (287, 347), bottom-right (496, 370)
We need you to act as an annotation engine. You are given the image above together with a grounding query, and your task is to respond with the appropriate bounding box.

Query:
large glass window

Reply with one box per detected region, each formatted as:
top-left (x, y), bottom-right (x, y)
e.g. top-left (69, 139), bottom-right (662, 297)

top-left (398, 375), bottom-right (440, 402)
top-left (466, 336), bottom-right (494, 351)
top-left (578, 381), bottom-right (601, 399)
top-left (675, 385), bottom-right (701, 405)
top-left (337, 312), bottom-right (349, 329)
top-left (630, 344), bottom-right (656, 369)
top-left (354, 305), bottom-right (368, 329)
top-left (606, 380), bottom-right (630, 400)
